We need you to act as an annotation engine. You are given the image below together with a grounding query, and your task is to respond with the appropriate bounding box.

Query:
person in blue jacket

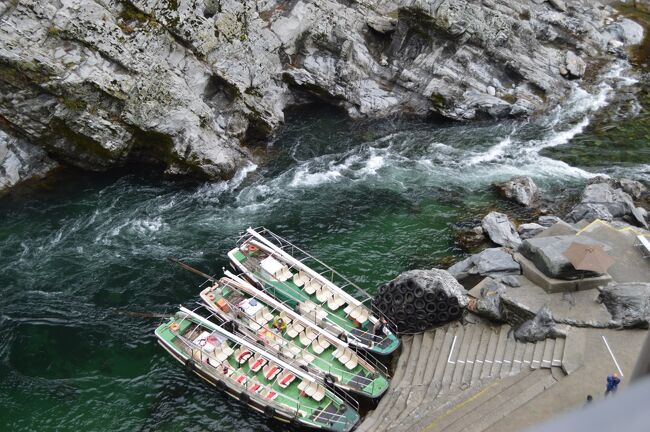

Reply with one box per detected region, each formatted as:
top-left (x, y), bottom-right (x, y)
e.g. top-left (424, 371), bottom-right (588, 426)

top-left (605, 372), bottom-right (621, 397)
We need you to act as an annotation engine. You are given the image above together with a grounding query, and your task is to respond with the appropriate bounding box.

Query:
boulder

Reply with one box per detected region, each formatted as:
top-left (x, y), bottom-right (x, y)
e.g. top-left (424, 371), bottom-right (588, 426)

top-left (493, 176), bottom-right (540, 207)
top-left (448, 248), bottom-right (521, 281)
top-left (500, 275), bottom-right (522, 287)
top-left (619, 178), bottom-right (647, 200)
top-left (598, 283), bottom-right (650, 328)
top-left (538, 215), bottom-right (562, 227)
top-left (518, 222), bottom-right (546, 240)
top-left (366, 14), bottom-right (397, 34)
top-left (513, 306), bottom-right (564, 342)
top-left (373, 269), bottom-right (469, 333)
top-left (566, 182), bottom-right (648, 228)
top-left (548, 0), bottom-right (567, 13)
top-left (474, 278), bottom-right (507, 322)
top-left (482, 212), bottom-right (522, 248)
top-left (565, 51), bottom-right (586, 79)
top-left (518, 234), bottom-right (611, 280)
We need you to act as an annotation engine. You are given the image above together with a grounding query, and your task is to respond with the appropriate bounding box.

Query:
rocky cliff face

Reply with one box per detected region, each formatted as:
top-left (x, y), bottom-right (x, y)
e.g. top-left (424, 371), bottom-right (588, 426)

top-left (0, 0), bottom-right (644, 194)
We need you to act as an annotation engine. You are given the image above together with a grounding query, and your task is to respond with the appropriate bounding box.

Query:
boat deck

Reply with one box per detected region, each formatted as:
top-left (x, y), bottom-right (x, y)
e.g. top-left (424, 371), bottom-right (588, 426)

top-left (209, 282), bottom-right (388, 397)
top-left (157, 319), bottom-right (341, 425)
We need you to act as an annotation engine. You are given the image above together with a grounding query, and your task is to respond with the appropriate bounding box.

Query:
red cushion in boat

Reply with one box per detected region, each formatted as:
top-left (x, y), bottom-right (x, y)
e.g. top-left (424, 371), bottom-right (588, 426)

top-left (280, 373), bottom-right (295, 386)
top-left (265, 366), bottom-right (279, 379)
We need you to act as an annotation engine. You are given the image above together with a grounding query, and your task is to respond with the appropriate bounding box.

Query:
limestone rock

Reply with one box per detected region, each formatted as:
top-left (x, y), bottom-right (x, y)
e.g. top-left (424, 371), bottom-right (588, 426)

top-left (565, 51), bottom-right (586, 79)
top-left (474, 277), bottom-right (507, 322)
top-left (513, 305), bottom-right (564, 342)
top-left (598, 282), bottom-right (650, 328)
top-left (448, 248), bottom-right (521, 281)
top-left (548, 0), bottom-right (567, 13)
top-left (0, 0), bottom-right (642, 192)
top-left (367, 14), bottom-right (397, 34)
top-left (619, 178), bottom-right (647, 200)
top-left (0, 130), bottom-right (58, 196)
top-left (494, 176), bottom-right (540, 207)
top-left (538, 215), bottom-right (562, 227)
top-left (518, 234), bottom-right (611, 280)
top-left (500, 275), bottom-right (522, 287)
top-left (566, 182), bottom-right (648, 228)
top-left (482, 211), bottom-right (522, 248)
top-left (518, 222), bottom-right (546, 240)
top-left (373, 269), bottom-right (468, 333)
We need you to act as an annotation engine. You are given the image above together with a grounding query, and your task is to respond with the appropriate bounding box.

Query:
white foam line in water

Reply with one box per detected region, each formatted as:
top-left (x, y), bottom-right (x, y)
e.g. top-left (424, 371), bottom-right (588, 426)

top-left (467, 135), bottom-right (513, 165)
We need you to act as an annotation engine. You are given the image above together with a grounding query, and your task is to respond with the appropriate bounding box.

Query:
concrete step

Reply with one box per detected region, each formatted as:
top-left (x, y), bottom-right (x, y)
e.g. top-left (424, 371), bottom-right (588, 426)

top-left (471, 326), bottom-right (492, 386)
top-left (393, 378), bottom-right (496, 432)
top-left (461, 325), bottom-right (483, 389)
top-left (356, 337), bottom-right (413, 432)
top-left (410, 371), bottom-right (534, 432)
top-left (450, 325), bottom-right (474, 391)
top-left (392, 330), bottom-right (441, 425)
top-left (530, 340), bottom-right (544, 370)
top-left (432, 326), bottom-right (455, 386)
top-left (399, 333), bottom-right (424, 388)
top-left (489, 325), bottom-right (509, 378)
top-left (480, 327), bottom-right (499, 380)
top-left (443, 369), bottom-right (558, 432)
top-left (372, 335), bottom-right (423, 431)
top-left (510, 340), bottom-right (527, 375)
top-left (552, 337), bottom-right (565, 367)
top-left (410, 331), bottom-right (435, 386)
top-left (440, 325), bottom-right (463, 392)
top-left (541, 338), bottom-right (555, 369)
top-left (522, 342), bottom-right (535, 369)
top-left (500, 331), bottom-right (517, 378)
top-left (423, 328), bottom-right (445, 383)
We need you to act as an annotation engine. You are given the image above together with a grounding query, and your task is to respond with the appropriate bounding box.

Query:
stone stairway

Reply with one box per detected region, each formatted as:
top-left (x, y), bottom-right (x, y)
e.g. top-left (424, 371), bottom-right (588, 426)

top-left (357, 320), bottom-right (569, 432)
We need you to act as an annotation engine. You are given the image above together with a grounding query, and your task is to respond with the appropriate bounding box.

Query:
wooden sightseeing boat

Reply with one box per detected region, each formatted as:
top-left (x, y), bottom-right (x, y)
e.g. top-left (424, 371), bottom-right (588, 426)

top-left (198, 271), bottom-right (390, 400)
top-left (155, 306), bottom-right (360, 432)
top-left (227, 227), bottom-right (400, 356)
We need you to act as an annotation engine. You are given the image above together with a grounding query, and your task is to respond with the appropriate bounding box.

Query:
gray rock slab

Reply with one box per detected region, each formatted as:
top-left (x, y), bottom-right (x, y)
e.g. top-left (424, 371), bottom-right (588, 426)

top-left (482, 212), bottom-right (522, 248)
top-left (518, 234), bottom-right (610, 279)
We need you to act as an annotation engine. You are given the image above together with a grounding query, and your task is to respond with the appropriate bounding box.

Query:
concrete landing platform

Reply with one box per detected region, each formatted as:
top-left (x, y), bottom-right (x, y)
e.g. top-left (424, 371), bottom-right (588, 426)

top-left (514, 253), bottom-right (612, 293)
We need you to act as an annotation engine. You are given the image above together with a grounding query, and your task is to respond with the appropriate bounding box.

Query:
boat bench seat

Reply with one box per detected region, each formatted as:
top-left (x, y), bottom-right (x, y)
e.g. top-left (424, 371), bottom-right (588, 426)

top-left (304, 279), bottom-right (321, 295)
top-left (299, 329), bottom-right (318, 347)
top-left (233, 370), bottom-right (248, 386)
top-left (248, 355), bottom-right (268, 373)
top-left (293, 271), bottom-right (310, 287)
top-left (235, 348), bottom-right (252, 364)
top-left (334, 347), bottom-right (359, 369)
top-left (311, 335), bottom-right (331, 354)
top-left (248, 379), bottom-right (264, 393)
top-left (263, 363), bottom-right (283, 380)
top-left (315, 287), bottom-right (334, 303)
top-left (327, 294), bottom-right (346, 311)
top-left (285, 322), bottom-right (304, 339)
top-left (299, 381), bottom-right (326, 402)
top-left (277, 371), bottom-right (296, 388)
top-left (261, 388), bottom-right (279, 401)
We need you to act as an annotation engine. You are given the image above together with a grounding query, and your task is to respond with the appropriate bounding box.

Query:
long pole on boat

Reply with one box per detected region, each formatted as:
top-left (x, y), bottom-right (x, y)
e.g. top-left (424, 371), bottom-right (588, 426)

top-left (245, 228), bottom-right (368, 311)
top-left (178, 306), bottom-right (315, 383)
top-left (168, 257), bottom-right (217, 283)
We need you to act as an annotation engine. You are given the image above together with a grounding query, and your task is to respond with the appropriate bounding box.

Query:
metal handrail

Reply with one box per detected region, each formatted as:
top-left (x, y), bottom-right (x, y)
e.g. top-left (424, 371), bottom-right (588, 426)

top-left (209, 278), bottom-right (385, 390)
top-left (174, 310), bottom-right (357, 426)
top-left (237, 226), bottom-right (399, 331)
top-left (257, 267), bottom-right (389, 349)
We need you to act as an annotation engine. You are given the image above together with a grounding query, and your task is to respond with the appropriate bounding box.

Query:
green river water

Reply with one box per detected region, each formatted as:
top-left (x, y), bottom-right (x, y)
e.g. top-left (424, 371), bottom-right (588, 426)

top-left (1, 61), bottom-right (649, 431)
